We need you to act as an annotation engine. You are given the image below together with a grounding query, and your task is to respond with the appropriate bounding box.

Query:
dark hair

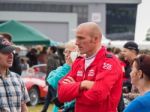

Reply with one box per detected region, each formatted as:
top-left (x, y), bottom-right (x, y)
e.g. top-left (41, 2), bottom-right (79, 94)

top-left (134, 54), bottom-right (150, 79)
top-left (50, 46), bottom-right (57, 53)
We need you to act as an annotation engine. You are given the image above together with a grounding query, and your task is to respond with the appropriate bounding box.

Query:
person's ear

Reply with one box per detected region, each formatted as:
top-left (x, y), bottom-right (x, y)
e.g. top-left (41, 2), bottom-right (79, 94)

top-left (92, 36), bottom-right (98, 43)
top-left (138, 70), bottom-right (143, 79)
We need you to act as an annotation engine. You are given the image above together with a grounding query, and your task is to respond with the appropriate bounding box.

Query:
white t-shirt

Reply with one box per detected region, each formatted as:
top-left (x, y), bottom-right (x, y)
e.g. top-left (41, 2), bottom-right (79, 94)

top-left (84, 46), bottom-right (101, 70)
top-left (85, 55), bottom-right (96, 70)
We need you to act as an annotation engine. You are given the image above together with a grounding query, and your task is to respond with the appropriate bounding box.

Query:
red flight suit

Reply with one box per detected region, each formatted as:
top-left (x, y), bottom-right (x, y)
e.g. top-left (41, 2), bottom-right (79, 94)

top-left (58, 46), bottom-right (123, 112)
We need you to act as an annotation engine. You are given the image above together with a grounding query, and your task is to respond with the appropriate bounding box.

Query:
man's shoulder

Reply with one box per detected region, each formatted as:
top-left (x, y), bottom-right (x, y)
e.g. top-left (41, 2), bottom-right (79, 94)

top-left (71, 56), bottom-right (84, 68)
top-left (9, 71), bottom-right (21, 78)
top-left (105, 52), bottom-right (113, 58)
top-left (74, 56), bottom-right (84, 62)
top-left (76, 55), bottom-right (84, 59)
top-left (97, 51), bottom-right (122, 70)
top-left (104, 51), bottom-right (120, 62)
top-left (7, 71), bottom-right (25, 85)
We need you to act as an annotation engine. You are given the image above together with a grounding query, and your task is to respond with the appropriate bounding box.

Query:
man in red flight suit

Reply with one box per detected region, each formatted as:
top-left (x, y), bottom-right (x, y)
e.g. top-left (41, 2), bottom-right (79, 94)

top-left (58, 22), bottom-right (123, 112)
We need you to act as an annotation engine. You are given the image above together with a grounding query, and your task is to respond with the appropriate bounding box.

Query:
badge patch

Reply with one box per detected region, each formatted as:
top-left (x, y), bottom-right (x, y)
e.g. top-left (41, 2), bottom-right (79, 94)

top-left (102, 62), bottom-right (112, 70)
top-left (88, 69), bottom-right (95, 76)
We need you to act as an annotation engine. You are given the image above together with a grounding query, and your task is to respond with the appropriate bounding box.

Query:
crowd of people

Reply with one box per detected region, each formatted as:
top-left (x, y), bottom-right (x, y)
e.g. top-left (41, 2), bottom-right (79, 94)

top-left (0, 21), bottom-right (150, 112)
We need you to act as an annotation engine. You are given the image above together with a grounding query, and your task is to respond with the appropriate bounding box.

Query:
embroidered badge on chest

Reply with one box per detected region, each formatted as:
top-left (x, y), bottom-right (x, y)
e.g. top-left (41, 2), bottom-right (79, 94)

top-left (102, 62), bottom-right (112, 70)
top-left (77, 70), bottom-right (83, 76)
top-left (88, 69), bottom-right (95, 76)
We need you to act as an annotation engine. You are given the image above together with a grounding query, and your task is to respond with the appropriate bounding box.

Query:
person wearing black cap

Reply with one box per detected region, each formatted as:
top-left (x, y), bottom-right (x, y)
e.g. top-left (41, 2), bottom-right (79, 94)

top-left (0, 33), bottom-right (22, 75)
top-left (0, 38), bottom-right (30, 112)
top-left (121, 41), bottom-right (139, 92)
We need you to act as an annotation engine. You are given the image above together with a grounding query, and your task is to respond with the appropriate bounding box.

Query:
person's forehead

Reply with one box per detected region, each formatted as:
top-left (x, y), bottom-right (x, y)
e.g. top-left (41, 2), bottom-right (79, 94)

top-left (132, 61), bottom-right (138, 69)
top-left (76, 30), bottom-right (91, 39)
top-left (0, 35), bottom-right (9, 41)
top-left (77, 26), bottom-right (90, 33)
top-left (65, 47), bottom-right (74, 51)
top-left (0, 52), bottom-right (9, 55)
top-left (76, 29), bottom-right (85, 36)
top-left (0, 34), bottom-right (4, 38)
top-left (122, 48), bottom-right (131, 52)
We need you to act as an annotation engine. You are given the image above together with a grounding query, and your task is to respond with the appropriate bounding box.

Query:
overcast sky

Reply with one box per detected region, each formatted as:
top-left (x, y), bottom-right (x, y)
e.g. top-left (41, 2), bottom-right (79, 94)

top-left (135, 0), bottom-right (150, 41)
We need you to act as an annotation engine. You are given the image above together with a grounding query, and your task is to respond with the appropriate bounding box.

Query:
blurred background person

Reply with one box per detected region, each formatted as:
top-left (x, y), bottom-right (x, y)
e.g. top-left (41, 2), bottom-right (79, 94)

top-left (26, 48), bottom-right (38, 67)
top-left (20, 58), bottom-right (29, 71)
top-left (41, 46), bottom-right (60, 112)
top-left (46, 46), bottom-right (61, 75)
top-left (37, 46), bottom-right (48, 64)
top-left (121, 41), bottom-right (139, 92)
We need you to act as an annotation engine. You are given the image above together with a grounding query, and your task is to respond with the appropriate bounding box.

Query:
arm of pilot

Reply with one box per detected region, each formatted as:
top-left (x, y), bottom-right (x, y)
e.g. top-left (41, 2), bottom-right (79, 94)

top-left (80, 80), bottom-right (94, 90)
top-left (58, 69), bottom-right (81, 102)
top-left (47, 63), bottom-right (71, 89)
top-left (58, 59), bottom-right (122, 105)
top-left (77, 60), bottom-right (123, 105)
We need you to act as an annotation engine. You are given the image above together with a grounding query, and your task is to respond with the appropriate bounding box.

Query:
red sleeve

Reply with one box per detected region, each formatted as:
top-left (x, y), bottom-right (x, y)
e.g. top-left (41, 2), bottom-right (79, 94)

top-left (77, 59), bottom-right (123, 105)
top-left (58, 79), bottom-right (81, 102)
top-left (58, 59), bottom-right (82, 102)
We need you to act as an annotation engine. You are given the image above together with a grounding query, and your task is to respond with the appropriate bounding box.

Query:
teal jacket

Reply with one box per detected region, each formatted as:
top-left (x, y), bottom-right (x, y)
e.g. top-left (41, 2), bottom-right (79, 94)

top-left (47, 63), bottom-right (74, 112)
top-left (47, 63), bottom-right (71, 89)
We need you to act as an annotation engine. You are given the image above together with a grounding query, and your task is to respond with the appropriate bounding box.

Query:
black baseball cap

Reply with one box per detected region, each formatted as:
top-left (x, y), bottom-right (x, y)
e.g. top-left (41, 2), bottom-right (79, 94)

top-left (0, 38), bottom-right (16, 53)
top-left (123, 41), bottom-right (139, 53)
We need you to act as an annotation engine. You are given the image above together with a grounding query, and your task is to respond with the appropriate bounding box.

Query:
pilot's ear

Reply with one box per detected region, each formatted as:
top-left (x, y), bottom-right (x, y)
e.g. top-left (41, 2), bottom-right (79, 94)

top-left (92, 36), bottom-right (98, 43)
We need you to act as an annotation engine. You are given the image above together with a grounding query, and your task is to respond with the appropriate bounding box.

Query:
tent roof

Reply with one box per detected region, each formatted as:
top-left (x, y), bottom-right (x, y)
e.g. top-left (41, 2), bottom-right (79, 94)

top-left (0, 20), bottom-right (52, 46)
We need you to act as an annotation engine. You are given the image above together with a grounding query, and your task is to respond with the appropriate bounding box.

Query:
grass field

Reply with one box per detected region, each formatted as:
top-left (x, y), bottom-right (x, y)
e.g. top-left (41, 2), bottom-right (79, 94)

top-left (28, 104), bottom-right (54, 112)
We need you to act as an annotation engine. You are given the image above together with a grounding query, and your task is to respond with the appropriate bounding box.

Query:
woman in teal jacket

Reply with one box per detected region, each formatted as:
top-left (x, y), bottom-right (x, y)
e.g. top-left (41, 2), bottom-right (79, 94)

top-left (47, 41), bottom-right (78, 112)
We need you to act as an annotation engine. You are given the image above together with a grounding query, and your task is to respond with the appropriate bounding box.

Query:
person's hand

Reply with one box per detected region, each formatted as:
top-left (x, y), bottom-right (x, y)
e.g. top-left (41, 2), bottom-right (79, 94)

top-left (63, 76), bottom-right (76, 84)
top-left (21, 102), bottom-right (28, 112)
top-left (58, 109), bottom-right (63, 112)
top-left (124, 92), bottom-right (139, 100)
top-left (65, 55), bottom-right (73, 66)
top-left (128, 93), bottom-right (139, 100)
top-left (80, 80), bottom-right (94, 90)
